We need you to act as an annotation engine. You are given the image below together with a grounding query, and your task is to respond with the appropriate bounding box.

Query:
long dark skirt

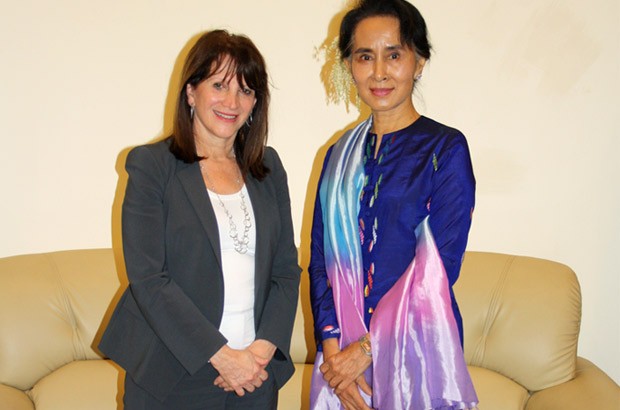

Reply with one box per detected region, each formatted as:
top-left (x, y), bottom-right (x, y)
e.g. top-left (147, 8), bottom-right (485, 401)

top-left (124, 363), bottom-right (278, 410)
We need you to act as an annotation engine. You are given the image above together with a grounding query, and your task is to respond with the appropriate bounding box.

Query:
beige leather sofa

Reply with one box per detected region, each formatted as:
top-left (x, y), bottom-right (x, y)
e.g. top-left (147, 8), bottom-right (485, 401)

top-left (1, 249), bottom-right (618, 410)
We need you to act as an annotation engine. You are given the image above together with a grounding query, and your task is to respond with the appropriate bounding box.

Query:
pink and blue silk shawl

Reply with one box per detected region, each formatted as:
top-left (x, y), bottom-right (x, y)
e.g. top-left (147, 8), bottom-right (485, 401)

top-left (310, 117), bottom-right (478, 409)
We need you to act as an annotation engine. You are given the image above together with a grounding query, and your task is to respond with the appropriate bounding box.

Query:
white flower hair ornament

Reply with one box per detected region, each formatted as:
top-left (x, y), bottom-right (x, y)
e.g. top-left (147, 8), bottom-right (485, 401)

top-left (315, 36), bottom-right (361, 112)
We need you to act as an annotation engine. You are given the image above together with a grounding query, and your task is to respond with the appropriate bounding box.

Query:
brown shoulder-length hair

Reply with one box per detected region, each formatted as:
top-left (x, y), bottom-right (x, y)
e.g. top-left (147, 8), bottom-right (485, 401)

top-left (170, 30), bottom-right (270, 180)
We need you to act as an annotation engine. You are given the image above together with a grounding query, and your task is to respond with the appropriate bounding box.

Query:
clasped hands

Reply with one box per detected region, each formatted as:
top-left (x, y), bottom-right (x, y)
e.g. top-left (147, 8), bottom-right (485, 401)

top-left (209, 339), bottom-right (276, 396)
top-left (320, 337), bottom-right (373, 410)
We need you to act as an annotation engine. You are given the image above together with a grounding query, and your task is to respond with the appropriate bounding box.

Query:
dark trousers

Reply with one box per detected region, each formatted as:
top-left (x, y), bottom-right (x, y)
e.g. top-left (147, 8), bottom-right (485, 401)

top-left (124, 364), bottom-right (278, 410)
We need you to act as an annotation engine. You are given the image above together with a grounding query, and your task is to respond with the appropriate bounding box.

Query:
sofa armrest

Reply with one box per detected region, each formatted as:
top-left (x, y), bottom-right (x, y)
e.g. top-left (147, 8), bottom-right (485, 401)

top-left (0, 383), bottom-right (34, 410)
top-left (526, 357), bottom-right (620, 410)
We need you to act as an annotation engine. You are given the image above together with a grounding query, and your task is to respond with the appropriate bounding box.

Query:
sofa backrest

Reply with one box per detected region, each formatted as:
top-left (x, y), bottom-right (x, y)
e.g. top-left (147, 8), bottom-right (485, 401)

top-left (0, 248), bottom-right (582, 395)
top-left (455, 251), bottom-right (581, 391)
top-left (0, 249), bottom-right (121, 391)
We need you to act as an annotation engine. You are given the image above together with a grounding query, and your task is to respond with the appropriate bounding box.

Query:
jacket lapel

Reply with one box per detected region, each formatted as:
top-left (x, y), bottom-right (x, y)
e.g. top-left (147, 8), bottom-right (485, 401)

top-left (245, 174), bottom-right (280, 320)
top-left (176, 162), bottom-right (223, 271)
top-left (245, 176), bottom-right (268, 274)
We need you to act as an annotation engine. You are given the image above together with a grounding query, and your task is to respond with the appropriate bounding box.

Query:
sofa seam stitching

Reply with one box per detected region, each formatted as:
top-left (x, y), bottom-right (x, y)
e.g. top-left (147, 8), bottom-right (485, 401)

top-left (44, 253), bottom-right (87, 361)
top-left (475, 255), bottom-right (515, 366)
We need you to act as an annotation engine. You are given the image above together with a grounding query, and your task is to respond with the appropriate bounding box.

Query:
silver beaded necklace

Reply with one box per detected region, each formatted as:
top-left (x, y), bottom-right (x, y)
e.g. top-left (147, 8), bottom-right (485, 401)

top-left (200, 162), bottom-right (252, 254)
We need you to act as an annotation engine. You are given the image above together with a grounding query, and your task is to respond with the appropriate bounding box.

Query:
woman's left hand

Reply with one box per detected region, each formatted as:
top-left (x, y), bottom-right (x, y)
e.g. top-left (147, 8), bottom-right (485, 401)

top-left (214, 339), bottom-right (276, 392)
top-left (247, 339), bottom-right (277, 364)
top-left (320, 340), bottom-right (372, 394)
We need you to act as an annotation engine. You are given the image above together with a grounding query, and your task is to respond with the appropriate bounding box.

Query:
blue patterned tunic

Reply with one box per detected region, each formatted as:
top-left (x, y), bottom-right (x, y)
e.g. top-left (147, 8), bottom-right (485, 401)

top-left (309, 116), bottom-right (475, 349)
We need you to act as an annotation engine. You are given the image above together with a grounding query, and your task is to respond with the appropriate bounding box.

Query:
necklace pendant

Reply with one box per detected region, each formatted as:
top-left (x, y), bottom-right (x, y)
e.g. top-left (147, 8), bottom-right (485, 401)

top-left (201, 162), bottom-right (252, 254)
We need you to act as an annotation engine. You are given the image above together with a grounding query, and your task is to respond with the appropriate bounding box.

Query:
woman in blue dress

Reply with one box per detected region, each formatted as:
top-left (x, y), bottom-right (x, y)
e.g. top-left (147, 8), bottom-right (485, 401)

top-left (309, 1), bottom-right (478, 409)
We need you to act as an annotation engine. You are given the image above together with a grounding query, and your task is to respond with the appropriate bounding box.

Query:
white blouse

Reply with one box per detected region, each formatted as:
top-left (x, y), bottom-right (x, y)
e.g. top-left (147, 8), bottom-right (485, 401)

top-left (207, 185), bottom-right (256, 350)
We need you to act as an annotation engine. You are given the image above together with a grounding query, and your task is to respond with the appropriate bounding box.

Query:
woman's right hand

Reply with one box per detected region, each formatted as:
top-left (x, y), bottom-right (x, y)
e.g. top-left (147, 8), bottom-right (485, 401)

top-left (321, 339), bottom-right (373, 410)
top-left (209, 345), bottom-right (269, 396)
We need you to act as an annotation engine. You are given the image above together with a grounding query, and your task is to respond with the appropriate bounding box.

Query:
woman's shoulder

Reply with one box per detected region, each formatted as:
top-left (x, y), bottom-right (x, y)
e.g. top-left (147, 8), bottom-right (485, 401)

top-left (259, 146), bottom-right (290, 187)
top-left (127, 138), bottom-right (175, 164)
top-left (125, 137), bottom-right (180, 179)
top-left (419, 116), bottom-right (466, 141)
top-left (413, 118), bottom-right (475, 174)
top-left (128, 137), bottom-right (172, 158)
top-left (262, 146), bottom-right (284, 168)
top-left (263, 145), bottom-right (276, 159)
top-left (416, 116), bottom-right (470, 153)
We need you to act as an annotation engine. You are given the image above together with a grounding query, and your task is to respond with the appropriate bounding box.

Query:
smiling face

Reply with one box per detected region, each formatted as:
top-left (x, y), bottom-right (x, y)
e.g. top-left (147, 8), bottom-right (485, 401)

top-left (186, 57), bottom-right (256, 146)
top-left (347, 16), bottom-right (426, 122)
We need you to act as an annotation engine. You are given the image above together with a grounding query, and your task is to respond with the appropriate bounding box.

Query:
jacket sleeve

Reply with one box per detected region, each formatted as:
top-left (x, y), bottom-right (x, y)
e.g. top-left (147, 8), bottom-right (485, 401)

top-left (254, 148), bottom-right (301, 361)
top-left (122, 145), bottom-right (226, 375)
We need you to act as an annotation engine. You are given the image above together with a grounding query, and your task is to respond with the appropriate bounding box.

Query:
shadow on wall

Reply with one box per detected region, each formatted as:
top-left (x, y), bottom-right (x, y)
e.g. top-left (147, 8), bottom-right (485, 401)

top-left (296, 4), bottom-right (375, 404)
top-left (109, 31), bottom-right (208, 270)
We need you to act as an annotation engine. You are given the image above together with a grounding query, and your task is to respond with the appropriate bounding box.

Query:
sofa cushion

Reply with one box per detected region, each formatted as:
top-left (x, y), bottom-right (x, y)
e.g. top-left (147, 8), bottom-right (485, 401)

top-left (468, 365), bottom-right (529, 410)
top-left (456, 252), bottom-right (580, 391)
top-left (0, 383), bottom-right (34, 410)
top-left (28, 360), bottom-right (122, 410)
top-left (525, 357), bottom-right (620, 410)
top-left (0, 249), bottom-right (120, 390)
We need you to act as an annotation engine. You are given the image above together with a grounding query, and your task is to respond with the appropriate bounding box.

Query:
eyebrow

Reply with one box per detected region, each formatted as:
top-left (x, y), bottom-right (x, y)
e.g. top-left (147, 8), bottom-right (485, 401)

top-left (352, 44), bottom-right (404, 54)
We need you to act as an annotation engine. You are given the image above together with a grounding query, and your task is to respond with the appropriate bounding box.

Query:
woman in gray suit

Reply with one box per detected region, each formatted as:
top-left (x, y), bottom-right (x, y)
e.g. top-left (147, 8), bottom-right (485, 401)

top-left (99, 30), bottom-right (301, 409)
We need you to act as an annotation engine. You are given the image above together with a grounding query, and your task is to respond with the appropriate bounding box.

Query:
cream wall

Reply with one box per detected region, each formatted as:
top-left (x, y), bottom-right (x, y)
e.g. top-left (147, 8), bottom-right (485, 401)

top-left (1, 0), bottom-right (618, 383)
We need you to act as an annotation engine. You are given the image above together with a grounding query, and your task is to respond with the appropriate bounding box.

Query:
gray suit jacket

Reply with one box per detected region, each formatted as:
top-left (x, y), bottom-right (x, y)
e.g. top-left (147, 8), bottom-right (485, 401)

top-left (99, 139), bottom-right (301, 401)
